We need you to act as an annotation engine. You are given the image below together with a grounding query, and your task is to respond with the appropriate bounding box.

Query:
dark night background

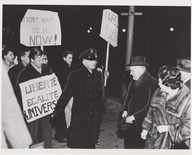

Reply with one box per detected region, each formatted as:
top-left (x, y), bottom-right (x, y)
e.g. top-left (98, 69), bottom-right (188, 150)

top-left (2, 5), bottom-right (191, 100)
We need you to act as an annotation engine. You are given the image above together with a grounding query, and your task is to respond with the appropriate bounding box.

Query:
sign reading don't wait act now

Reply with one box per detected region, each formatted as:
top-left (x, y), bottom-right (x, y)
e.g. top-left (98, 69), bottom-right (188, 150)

top-left (20, 9), bottom-right (61, 46)
top-left (19, 73), bottom-right (62, 123)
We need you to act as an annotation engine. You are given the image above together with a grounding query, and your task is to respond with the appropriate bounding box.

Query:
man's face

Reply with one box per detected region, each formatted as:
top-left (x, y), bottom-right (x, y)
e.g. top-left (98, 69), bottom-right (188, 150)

top-left (63, 54), bottom-right (73, 66)
top-left (21, 51), bottom-right (30, 66)
top-left (31, 54), bottom-right (43, 68)
top-left (4, 51), bottom-right (15, 62)
top-left (129, 66), bottom-right (145, 81)
top-left (42, 54), bottom-right (48, 65)
top-left (83, 59), bottom-right (97, 71)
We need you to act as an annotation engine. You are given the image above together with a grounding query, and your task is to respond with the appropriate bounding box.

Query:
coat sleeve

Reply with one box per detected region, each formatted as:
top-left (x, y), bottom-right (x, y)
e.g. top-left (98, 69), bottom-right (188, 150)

top-left (55, 72), bottom-right (74, 111)
top-left (180, 98), bottom-right (190, 147)
top-left (2, 65), bottom-right (32, 148)
top-left (122, 81), bottom-right (132, 112)
top-left (142, 105), bottom-right (153, 131)
top-left (133, 84), bottom-right (153, 124)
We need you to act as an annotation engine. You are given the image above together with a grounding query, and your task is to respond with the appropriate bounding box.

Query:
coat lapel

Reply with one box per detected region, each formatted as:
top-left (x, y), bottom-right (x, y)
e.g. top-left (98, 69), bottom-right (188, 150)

top-left (166, 84), bottom-right (190, 118)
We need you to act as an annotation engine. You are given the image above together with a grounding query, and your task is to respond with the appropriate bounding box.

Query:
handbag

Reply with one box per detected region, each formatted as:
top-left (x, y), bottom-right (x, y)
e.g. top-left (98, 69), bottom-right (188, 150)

top-left (118, 117), bottom-right (132, 131)
top-left (171, 126), bottom-right (188, 149)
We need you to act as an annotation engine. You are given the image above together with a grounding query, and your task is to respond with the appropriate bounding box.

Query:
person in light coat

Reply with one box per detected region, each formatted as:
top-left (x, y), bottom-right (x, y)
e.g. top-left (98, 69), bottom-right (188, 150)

top-left (141, 66), bottom-right (190, 149)
top-left (2, 64), bottom-right (32, 148)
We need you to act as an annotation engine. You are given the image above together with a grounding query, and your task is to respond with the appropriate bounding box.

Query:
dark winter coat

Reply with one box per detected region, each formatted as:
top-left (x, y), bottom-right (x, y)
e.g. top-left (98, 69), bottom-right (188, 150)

top-left (123, 71), bottom-right (158, 148)
top-left (55, 66), bottom-right (105, 148)
top-left (142, 84), bottom-right (190, 149)
top-left (15, 63), bottom-right (52, 148)
top-left (56, 61), bottom-right (74, 90)
top-left (8, 63), bottom-right (24, 89)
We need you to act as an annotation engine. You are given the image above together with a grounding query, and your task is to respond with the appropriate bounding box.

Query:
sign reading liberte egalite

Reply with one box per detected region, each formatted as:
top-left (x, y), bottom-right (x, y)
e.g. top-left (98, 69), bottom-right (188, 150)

top-left (20, 9), bottom-right (61, 46)
top-left (19, 73), bottom-right (62, 123)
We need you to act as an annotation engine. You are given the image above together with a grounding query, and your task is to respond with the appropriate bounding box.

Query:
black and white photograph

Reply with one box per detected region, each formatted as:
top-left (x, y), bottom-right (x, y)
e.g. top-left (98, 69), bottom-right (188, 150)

top-left (1, 0), bottom-right (191, 154)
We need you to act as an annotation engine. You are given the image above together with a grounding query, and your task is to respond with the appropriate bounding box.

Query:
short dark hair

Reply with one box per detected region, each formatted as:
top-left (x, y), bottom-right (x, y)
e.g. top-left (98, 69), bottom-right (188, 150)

top-left (158, 65), bottom-right (182, 89)
top-left (17, 47), bottom-right (31, 63)
top-left (61, 50), bottom-right (74, 58)
top-left (2, 47), bottom-right (14, 60)
top-left (29, 47), bottom-right (43, 60)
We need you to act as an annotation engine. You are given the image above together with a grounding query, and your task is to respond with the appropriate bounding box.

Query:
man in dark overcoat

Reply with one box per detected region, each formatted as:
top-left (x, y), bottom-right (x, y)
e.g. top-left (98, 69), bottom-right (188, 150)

top-left (15, 47), bottom-right (52, 148)
top-left (53, 48), bottom-right (105, 148)
top-left (122, 56), bottom-right (158, 148)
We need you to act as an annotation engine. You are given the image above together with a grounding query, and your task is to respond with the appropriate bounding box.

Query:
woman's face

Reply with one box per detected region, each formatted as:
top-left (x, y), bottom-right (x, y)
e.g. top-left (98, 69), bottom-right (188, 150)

top-left (158, 78), bottom-right (170, 93)
top-left (64, 54), bottom-right (73, 66)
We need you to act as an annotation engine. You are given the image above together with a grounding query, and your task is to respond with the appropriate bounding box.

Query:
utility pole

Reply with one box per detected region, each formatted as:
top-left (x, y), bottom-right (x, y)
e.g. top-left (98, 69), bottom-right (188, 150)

top-left (121, 6), bottom-right (142, 69)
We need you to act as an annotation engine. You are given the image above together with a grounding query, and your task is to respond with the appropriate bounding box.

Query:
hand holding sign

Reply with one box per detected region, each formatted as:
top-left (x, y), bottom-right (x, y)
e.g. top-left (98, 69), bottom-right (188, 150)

top-left (100, 9), bottom-right (118, 86)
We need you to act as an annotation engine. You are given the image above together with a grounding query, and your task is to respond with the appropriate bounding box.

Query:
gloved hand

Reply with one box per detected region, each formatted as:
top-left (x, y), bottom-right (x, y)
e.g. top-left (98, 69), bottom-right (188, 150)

top-left (118, 117), bottom-right (130, 131)
top-left (141, 129), bottom-right (148, 140)
top-left (157, 125), bottom-right (169, 133)
top-left (49, 108), bottom-right (63, 126)
top-left (125, 115), bottom-right (135, 124)
top-left (122, 111), bottom-right (128, 118)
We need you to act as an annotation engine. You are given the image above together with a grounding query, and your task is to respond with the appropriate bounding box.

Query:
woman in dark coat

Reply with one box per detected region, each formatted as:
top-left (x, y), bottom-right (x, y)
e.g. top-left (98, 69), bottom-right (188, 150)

top-left (54, 48), bottom-right (105, 148)
top-left (141, 66), bottom-right (190, 149)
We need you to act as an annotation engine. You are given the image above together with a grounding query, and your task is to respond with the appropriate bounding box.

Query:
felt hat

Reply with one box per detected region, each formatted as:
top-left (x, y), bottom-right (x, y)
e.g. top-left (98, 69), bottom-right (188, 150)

top-left (176, 59), bottom-right (191, 73)
top-left (126, 56), bottom-right (149, 66)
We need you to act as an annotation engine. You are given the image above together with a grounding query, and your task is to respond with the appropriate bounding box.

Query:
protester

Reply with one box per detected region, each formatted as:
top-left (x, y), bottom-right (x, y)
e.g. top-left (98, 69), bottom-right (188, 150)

top-left (141, 66), bottom-right (190, 149)
top-left (121, 56), bottom-right (158, 148)
top-left (52, 50), bottom-right (74, 143)
top-left (2, 64), bottom-right (32, 148)
top-left (42, 51), bottom-right (53, 75)
top-left (57, 50), bottom-right (74, 89)
top-left (15, 47), bottom-right (52, 148)
top-left (53, 48), bottom-right (105, 148)
top-left (8, 47), bottom-right (31, 89)
top-left (176, 58), bottom-right (191, 91)
top-left (2, 47), bottom-right (16, 71)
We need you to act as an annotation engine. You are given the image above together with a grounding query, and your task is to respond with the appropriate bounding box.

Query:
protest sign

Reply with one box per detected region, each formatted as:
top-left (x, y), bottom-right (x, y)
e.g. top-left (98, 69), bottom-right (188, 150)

top-left (19, 73), bottom-right (62, 123)
top-left (100, 9), bottom-right (118, 47)
top-left (20, 9), bottom-right (61, 46)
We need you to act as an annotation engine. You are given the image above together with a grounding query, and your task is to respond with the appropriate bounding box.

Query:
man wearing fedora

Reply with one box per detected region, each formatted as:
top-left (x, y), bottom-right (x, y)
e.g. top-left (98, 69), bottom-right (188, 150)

top-left (53, 48), bottom-right (105, 148)
top-left (121, 56), bottom-right (158, 148)
top-left (176, 58), bottom-right (191, 91)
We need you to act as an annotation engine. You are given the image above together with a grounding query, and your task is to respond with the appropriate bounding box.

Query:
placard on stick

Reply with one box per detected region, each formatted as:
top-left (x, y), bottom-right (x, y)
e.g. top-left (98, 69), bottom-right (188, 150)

top-left (20, 9), bottom-right (61, 46)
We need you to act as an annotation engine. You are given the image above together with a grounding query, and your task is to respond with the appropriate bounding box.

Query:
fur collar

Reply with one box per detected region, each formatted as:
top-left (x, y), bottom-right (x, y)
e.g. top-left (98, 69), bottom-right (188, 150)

top-left (166, 84), bottom-right (190, 118)
top-left (151, 84), bottom-right (190, 118)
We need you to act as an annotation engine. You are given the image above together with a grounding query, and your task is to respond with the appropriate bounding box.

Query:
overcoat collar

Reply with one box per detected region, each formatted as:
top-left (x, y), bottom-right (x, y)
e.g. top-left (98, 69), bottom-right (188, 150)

top-left (151, 84), bottom-right (190, 118)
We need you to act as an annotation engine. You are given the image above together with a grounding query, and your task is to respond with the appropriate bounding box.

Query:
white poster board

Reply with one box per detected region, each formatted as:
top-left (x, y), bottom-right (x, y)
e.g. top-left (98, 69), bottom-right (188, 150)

top-left (100, 9), bottom-right (118, 47)
top-left (20, 9), bottom-right (61, 46)
top-left (19, 73), bottom-right (62, 123)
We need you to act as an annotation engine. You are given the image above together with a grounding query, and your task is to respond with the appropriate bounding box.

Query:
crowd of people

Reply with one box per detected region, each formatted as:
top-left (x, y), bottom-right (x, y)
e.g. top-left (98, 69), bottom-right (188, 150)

top-left (1, 46), bottom-right (191, 149)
